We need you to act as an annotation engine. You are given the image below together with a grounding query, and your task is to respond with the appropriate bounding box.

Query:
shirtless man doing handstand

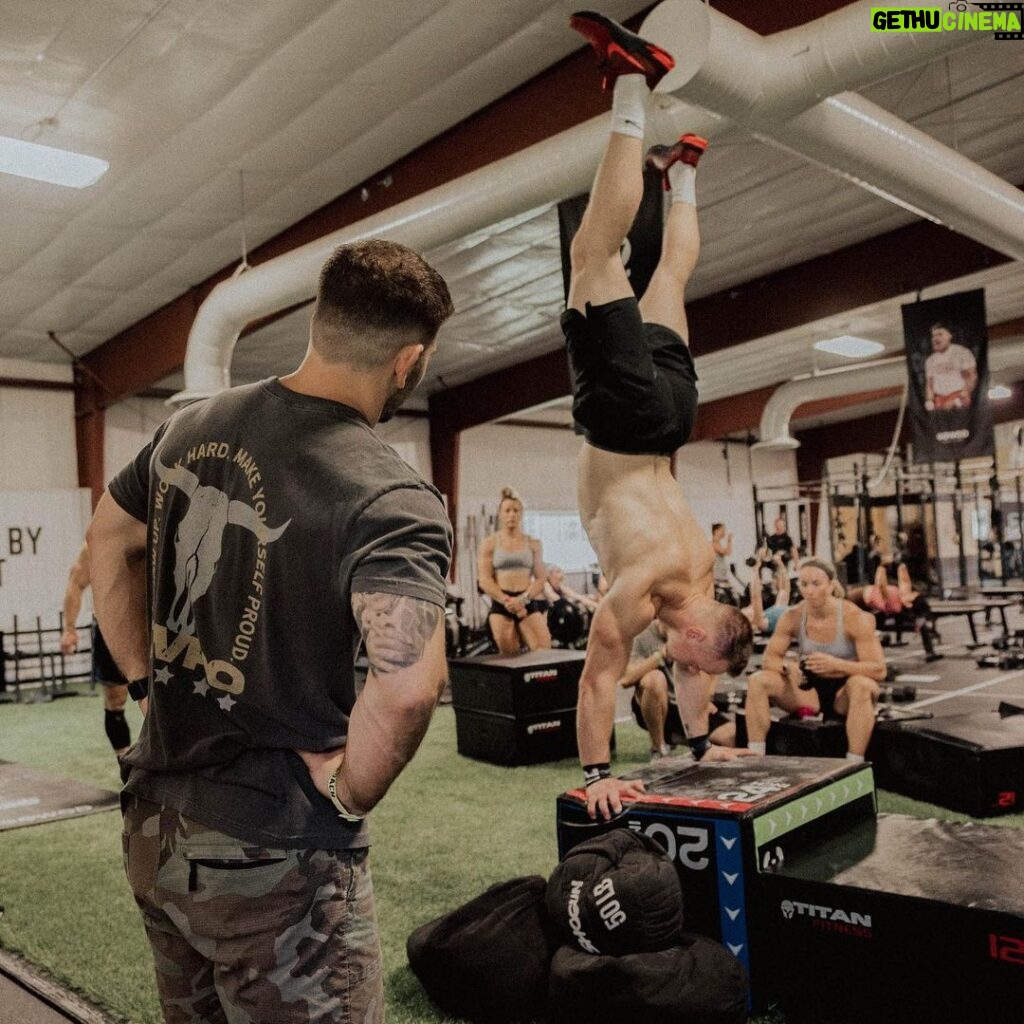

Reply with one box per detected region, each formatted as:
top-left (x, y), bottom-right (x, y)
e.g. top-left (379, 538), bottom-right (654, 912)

top-left (565, 12), bottom-right (754, 820)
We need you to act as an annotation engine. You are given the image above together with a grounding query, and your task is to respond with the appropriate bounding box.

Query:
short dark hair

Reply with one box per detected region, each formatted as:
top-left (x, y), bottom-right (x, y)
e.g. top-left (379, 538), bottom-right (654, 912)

top-left (311, 239), bottom-right (453, 368)
top-left (711, 522), bottom-right (724, 533)
top-left (711, 604), bottom-right (753, 677)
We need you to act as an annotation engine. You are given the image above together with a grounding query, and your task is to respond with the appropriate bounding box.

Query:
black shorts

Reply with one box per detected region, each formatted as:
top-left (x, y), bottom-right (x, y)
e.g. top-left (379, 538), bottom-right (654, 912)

top-left (631, 684), bottom-right (731, 745)
top-left (799, 675), bottom-right (848, 720)
top-left (91, 620), bottom-right (127, 687)
top-left (561, 297), bottom-right (698, 455)
top-left (489, 590), bottom-right (548, 620)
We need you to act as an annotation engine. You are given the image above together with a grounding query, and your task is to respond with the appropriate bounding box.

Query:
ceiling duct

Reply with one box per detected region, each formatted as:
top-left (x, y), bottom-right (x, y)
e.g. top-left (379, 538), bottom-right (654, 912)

top-left (755, 335), bottom-right (1024, 450)
top-left (173, 0), bottom-right (1014, 405)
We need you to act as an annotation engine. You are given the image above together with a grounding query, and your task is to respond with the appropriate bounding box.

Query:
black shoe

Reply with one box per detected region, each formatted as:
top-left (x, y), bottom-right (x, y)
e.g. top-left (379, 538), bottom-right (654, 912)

top-left (569, 10), bottom-right (675, 91)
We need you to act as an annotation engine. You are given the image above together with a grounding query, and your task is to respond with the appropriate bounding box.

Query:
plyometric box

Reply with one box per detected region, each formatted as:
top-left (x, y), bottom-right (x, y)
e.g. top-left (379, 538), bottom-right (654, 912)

top-left (872, 710), bottom-right (1024, 817)
top-left (556, 757), bottom-right (875, 1010)
top-left (450, 650), bottom-right (586, 766)
top-left (759, 813), bottom-right (1024, 1023)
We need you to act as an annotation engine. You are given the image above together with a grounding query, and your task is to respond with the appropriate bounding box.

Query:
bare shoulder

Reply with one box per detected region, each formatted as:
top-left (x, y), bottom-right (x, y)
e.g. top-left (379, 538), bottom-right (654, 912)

top-left (777, 603), bottom-right (802, 633)
top-left (844, 601), bottom-right (876, 635)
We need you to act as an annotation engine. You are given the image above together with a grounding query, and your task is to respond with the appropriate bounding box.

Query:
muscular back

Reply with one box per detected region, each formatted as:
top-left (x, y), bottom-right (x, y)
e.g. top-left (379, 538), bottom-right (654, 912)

top-left (577, 443), bottom-right (713, 605)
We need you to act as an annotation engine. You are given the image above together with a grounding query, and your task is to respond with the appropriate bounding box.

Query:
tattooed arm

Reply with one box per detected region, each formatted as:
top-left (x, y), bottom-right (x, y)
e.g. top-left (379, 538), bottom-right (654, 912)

top-left (298, 591), bottom-right (447, 817)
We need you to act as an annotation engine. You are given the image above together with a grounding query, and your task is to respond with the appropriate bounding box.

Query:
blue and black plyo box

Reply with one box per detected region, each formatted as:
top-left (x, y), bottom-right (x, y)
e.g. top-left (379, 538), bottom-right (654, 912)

top-left (555, 756), bottom-right (875, 1011)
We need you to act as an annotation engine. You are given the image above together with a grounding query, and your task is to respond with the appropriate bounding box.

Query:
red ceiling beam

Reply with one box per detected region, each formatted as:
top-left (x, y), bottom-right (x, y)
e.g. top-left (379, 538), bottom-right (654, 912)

top-left (77, 0), bottom-right (861, 409)
top-left (428, 350), bottom-right (571, 434)
top-left (687, 222), bottom-right (1008, 359)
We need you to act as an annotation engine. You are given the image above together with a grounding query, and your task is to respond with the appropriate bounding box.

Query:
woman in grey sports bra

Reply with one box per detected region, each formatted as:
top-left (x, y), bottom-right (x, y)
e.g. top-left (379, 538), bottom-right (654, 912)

top-left (743, 558), bottom-right (886, 760)
top-left (476, 487), bottom-right (552, 654)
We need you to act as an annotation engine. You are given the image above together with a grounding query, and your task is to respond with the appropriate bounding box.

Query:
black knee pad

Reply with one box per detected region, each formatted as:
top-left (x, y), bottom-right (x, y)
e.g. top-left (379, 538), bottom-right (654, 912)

top-left (104, 709), bottom-right (131, 751)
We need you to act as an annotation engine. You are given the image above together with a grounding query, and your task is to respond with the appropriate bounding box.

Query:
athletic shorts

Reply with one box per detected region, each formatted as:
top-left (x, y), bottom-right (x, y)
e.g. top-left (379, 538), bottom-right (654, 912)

top-left (798, 674), bottom-right (848, 720)
top-left (92, 620), bottom-right (127, 687)
top-left (561, 297), bottom-right (698, 456)
top-left (631, 683), bottom-right (731, 746)
top-left (489, 589), bottom-right (548, 620)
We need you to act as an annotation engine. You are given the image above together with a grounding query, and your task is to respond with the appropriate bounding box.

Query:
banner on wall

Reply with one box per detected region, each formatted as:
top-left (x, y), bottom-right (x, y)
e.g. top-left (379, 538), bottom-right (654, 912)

top-left (901, 289), bottom-right (993, 463)
top-left (0, 490), bottom-right (93, 634)
top-left (557, 168), bottom-right (665, 303)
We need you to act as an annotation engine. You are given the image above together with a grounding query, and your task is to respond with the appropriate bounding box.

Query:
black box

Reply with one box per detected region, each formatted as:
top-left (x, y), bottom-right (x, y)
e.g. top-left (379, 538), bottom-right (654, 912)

top-left (759, 813), bottom-right (1024, 1023)
top-left (455, 705), bottom-right (579, 766)
top-left (556, 757), bottom-right (876, 1010)
top-left (872, 710), bottom-right (1024, 816)
top-left (735, 707), bottom-right (849, 757)
top-left (449, 649), bottom-right (584, 715)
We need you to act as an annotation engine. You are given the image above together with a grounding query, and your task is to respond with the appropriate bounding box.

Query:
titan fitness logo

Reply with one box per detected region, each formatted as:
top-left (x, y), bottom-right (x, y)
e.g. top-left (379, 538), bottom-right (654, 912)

top-left (871, 4), bottom-right (1023, 39)
top-left (780, 899), bottom-right (874, 939)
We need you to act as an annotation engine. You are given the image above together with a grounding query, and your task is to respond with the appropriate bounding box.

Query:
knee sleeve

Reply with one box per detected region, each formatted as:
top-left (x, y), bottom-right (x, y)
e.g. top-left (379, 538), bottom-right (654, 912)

top-left (104, 709), bottom-right (131, 752)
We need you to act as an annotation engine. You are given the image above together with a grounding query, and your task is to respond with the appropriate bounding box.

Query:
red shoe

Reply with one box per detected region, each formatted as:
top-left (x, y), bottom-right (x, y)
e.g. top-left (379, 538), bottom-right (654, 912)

top-left (569, 10), bottom-right (675, 91)
top-left (644, 133), bottom-right (709, 190)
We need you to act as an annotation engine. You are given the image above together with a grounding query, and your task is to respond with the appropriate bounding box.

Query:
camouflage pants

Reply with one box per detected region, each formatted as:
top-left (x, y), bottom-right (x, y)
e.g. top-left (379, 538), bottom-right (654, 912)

top-left (122, 795), bottom-right (383, 1024)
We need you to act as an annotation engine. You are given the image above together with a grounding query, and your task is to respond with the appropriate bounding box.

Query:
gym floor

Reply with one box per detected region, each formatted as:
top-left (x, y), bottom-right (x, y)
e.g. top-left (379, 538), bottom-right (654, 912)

top-left (1, 609), bottom-right (1022, 1024)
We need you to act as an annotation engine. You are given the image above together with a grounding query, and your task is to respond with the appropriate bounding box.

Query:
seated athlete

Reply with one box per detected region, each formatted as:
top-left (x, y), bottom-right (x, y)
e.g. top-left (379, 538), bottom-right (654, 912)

top-left (564, 11), bottom-right (754, 821)
top-left (620, 620), bottom-right (735, 761)
top-left (544, 565), bottom-right (600, 614)
top-left (745, 558), bottom-right (886, 762)
top-left (847, 560), bottom-right (941, 662)
top-left (742, 549), bottom-right (790, 637)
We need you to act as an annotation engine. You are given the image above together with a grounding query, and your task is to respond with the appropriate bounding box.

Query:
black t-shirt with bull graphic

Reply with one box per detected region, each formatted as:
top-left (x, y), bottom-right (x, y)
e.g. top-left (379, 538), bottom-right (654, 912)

top-left (109, 378), bottom-right (451, 848)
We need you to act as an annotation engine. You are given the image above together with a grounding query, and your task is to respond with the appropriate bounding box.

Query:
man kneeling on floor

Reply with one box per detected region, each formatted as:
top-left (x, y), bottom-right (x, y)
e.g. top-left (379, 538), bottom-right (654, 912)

top-left (620, 621), bottom-right (735, 760)
top-left (745, 558), bottom-right (887, 762)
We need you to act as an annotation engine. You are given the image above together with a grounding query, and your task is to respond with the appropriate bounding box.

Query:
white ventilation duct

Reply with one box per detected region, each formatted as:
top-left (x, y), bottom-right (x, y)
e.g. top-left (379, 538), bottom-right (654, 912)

top-left (173, 0), bottom-right (1013, 404)
top-left (755, 335), bottom-right (1024, 450)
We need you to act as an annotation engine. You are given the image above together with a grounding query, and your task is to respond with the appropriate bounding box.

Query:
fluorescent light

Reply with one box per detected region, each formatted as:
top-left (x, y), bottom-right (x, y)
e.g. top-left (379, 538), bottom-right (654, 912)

top-left (813, 335), bottom-right (885, 358)
top-left (989, 384), bottom-right (1012, 400)
top-left (0, 135), bottom-right (108, 188)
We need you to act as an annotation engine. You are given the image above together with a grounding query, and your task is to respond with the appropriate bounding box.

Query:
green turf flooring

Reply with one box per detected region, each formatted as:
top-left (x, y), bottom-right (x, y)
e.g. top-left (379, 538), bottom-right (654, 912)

top-left (0, 686), bottom-right (1021, 1023)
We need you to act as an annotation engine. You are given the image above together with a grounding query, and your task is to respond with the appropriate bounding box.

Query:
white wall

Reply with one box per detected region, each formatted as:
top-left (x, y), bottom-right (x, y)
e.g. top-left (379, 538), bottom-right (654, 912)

top-left (452, 423), bottom-right (800, 602)
top-left (104, 396), bottom-right (175, 483)
top-left (0, 359), bottom-right (77, 491)
top-left (677, 441), bottom-right (801, 578)
top-left (375, 414), bottom-right (432, 479)
top-left (458, 422), bottom-right (583, 520)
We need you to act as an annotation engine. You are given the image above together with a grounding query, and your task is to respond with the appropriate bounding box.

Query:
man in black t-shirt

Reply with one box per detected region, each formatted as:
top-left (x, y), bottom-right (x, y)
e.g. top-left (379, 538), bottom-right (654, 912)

top-left (87, 240), bottom-right (453, 1024)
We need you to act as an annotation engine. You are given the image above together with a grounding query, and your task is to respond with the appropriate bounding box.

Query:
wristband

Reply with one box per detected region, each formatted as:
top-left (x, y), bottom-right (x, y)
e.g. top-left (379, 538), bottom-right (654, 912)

top-left (327, 771), bottom-right (365, 823)
top-left (689, 734), bottom-right (712, 761)
top-left (127, 677), bottom-right (149, 701)
top-left (583, 762), bottom-right (612, 788)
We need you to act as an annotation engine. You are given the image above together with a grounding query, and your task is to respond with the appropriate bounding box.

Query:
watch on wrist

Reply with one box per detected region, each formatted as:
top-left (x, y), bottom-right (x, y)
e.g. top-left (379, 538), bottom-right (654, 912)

top-left (327, 771), bottom-right (365, 823)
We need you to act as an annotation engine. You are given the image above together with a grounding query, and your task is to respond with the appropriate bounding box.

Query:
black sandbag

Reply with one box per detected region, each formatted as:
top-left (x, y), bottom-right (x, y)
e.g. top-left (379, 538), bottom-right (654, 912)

top-left (546, 827), bottom-right (683, 955)
top-left (407, 874), bottom-right (555, 1022)
top-left (548, 933), bottom-right (749, 1024)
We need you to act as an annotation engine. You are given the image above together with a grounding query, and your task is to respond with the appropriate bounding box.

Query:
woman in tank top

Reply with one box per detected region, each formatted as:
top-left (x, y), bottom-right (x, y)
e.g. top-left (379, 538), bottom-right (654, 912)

top-left (476, 487), bottom-right (552, 654)
top-left (743, 557), bottom-right (886, 760)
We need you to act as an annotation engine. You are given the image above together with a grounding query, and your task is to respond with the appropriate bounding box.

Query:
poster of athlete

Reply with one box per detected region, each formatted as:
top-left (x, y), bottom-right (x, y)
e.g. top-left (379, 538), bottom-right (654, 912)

top-left (902, 288), bottom-right (993, 463)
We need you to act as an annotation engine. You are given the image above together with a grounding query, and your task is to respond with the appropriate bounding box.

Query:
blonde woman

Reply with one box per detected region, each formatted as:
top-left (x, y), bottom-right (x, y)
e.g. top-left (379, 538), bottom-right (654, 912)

top-left (477, 488), bottom-right (552, 654)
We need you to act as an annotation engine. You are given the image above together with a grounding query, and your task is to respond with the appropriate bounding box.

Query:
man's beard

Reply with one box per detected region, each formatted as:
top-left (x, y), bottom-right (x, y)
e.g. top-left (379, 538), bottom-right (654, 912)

top-left (379, 350), bottom-right (427, 422)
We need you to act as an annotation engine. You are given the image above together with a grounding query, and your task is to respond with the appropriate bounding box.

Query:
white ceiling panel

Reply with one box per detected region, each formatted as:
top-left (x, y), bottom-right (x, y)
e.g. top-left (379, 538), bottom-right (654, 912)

top-left (2, 1), bottom-right (1023, 448)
